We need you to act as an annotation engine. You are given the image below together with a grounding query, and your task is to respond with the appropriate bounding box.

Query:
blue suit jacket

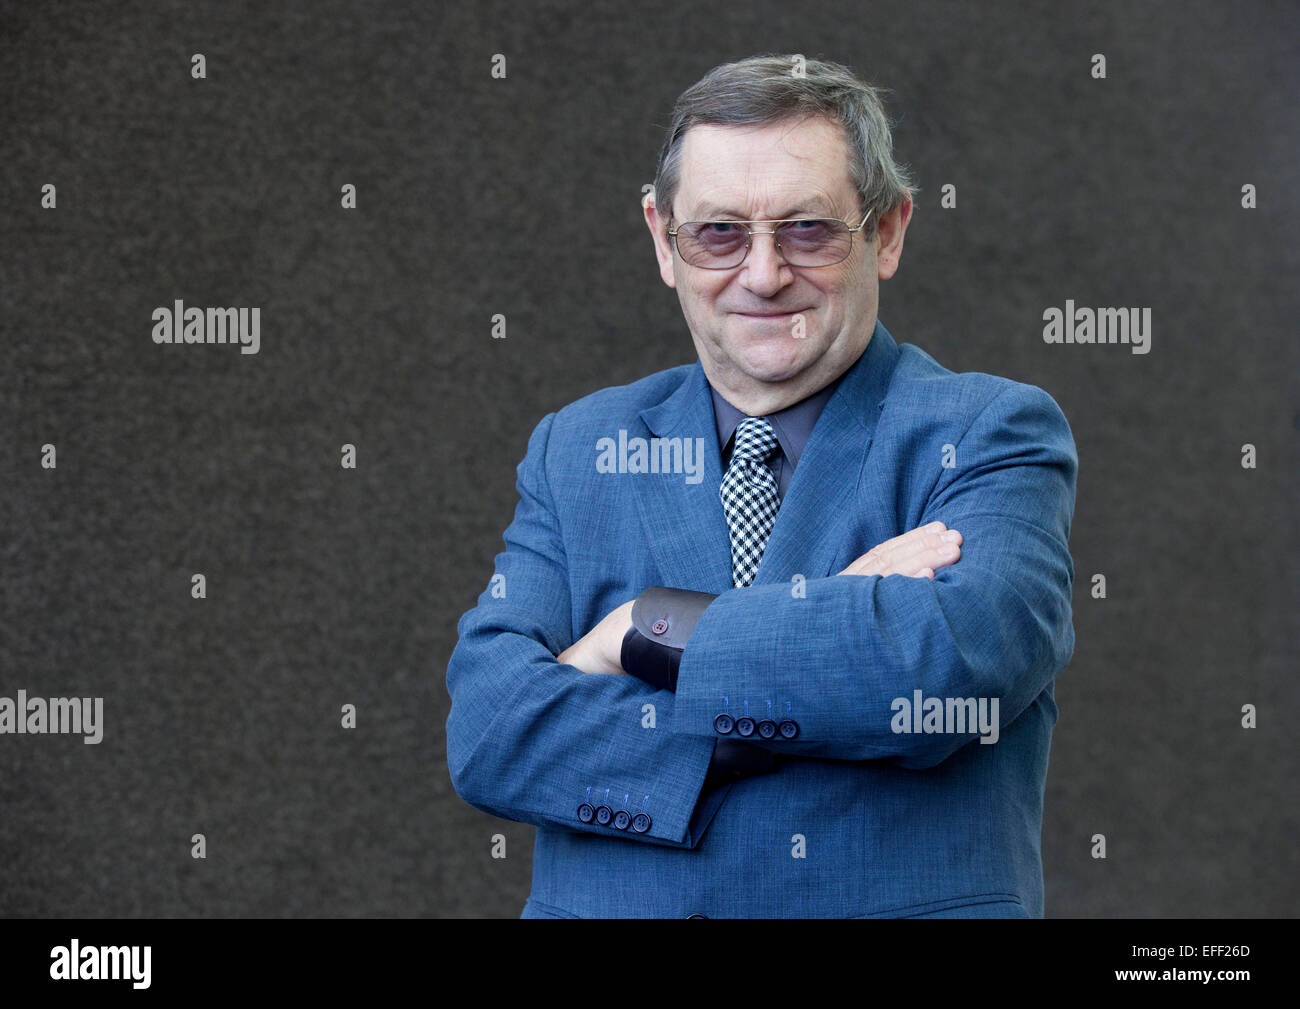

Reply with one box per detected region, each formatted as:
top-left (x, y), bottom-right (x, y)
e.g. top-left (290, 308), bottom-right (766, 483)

top-left (445, 321), bottom-right (1077, 918)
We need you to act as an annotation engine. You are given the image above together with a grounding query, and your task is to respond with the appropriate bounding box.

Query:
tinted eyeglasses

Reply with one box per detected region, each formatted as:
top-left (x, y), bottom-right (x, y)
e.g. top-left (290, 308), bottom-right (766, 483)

top-left (668, 209), bottom-right (874, 269)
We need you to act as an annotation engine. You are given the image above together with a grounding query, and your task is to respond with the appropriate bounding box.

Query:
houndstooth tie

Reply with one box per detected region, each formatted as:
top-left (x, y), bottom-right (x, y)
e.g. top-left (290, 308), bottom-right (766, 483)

top-left (720, 416), bottom-right (781, 588)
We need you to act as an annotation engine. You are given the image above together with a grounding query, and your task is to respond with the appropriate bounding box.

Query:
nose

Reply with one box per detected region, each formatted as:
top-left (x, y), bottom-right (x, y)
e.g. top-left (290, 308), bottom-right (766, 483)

top-left (739, 229), bottom-right (790, 297)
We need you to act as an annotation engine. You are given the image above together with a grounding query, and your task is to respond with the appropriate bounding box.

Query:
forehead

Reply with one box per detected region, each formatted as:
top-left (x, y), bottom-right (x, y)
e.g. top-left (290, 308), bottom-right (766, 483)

top-left (674, 116), bottom-right (856, 218)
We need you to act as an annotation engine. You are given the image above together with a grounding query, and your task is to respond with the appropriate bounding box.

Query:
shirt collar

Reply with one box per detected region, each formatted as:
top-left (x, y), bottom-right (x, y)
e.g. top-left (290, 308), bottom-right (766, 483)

top-left (710, 369), bottom-right (846, 468)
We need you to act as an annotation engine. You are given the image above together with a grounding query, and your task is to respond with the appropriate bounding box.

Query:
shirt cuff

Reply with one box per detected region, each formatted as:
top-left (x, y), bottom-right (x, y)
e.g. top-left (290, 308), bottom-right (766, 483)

top-left (619, 586), bottom-right (718, 692)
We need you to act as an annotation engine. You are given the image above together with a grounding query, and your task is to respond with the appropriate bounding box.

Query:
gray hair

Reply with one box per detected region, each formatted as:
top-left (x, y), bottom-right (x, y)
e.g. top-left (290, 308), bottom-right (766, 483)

top-left (651, 54), bottom-right (918, 238)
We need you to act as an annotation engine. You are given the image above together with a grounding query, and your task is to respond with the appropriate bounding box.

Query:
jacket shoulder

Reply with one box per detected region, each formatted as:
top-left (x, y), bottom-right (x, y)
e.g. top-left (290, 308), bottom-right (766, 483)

top-left (546, 362), bottom-right (696, 439)
top-left (889, 342), bottom-right (1072, 432)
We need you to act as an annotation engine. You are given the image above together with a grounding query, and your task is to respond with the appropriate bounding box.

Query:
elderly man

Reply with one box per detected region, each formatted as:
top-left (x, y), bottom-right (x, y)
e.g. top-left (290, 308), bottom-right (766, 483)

top-left (445, 55), bottom-right (1077, 918)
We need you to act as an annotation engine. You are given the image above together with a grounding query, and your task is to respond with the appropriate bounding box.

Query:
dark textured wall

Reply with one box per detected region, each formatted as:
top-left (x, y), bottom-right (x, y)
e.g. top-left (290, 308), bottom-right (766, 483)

top-left (1, 0), bottom-right (1295, 917)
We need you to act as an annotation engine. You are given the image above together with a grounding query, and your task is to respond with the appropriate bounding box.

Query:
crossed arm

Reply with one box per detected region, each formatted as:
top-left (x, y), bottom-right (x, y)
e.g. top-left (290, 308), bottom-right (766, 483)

top-left (557, 521), bottom-right (967, 676)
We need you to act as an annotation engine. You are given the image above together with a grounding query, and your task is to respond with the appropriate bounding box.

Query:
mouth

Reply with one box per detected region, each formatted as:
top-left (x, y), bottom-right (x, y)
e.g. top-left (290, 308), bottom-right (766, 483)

top-left (732, 309), bottom-right (803, 319)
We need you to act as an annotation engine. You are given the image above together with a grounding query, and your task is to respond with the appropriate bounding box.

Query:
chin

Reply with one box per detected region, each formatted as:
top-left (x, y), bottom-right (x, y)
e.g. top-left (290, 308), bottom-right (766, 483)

top-left (732, 342), bottom-right (814, 383)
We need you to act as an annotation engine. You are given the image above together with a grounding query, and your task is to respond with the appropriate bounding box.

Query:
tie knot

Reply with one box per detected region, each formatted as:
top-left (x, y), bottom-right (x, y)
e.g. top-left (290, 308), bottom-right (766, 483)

top-left (732, 416), bottom-right (778, 465)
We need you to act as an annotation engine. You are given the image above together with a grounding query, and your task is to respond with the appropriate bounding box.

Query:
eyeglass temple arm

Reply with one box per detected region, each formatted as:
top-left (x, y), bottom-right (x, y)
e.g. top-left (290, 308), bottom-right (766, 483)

top-left (849, 208), bottom-right (874, 231)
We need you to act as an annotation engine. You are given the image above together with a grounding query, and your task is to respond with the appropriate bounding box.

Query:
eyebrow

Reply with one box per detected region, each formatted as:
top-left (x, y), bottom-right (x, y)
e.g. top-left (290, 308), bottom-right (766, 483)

top-left (688, 201), bottom-right (837, 220)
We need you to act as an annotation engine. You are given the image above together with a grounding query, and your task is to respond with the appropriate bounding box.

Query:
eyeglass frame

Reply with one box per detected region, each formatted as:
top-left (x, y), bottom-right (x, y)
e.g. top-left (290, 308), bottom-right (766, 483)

top-left (666, 208), bottom-right (875, 269)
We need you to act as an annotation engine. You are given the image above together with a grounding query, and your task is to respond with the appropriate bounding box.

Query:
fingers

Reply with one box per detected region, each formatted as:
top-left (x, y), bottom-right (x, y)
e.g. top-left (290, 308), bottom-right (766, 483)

top-left (838, 522), bottom-right (963, 578)
top-left (836, 525), bottom-right (933, 575)
top-left (882, 526), bottom-right (962, 577)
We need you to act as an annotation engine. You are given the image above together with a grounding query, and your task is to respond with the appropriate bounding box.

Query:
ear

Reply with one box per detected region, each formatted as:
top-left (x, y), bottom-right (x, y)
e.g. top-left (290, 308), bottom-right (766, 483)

top-left (874, 194), bottom-right (913, 281)
top-left (642, 190), bottom-right (677, 289)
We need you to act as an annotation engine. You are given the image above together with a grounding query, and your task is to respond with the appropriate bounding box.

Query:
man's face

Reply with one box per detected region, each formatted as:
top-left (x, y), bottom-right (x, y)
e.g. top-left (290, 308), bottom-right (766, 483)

top-left (645, 115), bottom-right (911, 412)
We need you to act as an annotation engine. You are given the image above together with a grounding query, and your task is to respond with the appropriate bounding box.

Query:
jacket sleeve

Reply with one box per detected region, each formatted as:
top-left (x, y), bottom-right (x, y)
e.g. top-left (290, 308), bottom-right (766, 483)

top-left (444, 412), bottom-right (727, 847)
top-left (672, 383), bottom-right (1078, 768)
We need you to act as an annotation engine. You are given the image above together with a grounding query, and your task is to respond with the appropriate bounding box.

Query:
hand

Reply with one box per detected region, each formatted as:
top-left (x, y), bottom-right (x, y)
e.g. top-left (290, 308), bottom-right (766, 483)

top-left (556, 600), bottom-right (635, 674)
top-left (836, 521), bottom-right (963, 579)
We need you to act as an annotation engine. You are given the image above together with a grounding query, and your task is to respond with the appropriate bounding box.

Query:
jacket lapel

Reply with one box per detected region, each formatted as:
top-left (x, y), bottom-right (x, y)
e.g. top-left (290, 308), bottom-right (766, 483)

top-left (751, 322), bottom-right (901, 585)
top-left (633, 363), bottom-right (736, 593)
